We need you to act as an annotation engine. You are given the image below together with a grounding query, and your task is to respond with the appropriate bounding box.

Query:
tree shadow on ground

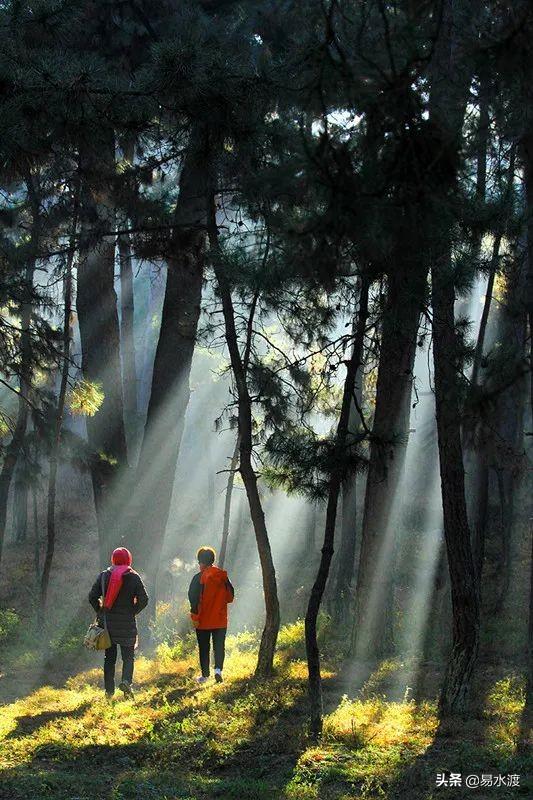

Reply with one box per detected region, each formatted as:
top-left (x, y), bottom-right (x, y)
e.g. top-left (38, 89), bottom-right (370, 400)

top-left (0, 663), bottom-right (329, 800)
top-left (385, 659), bottom-right (532, 800)
top-left (385, 715), bottom-right (531, 800)
top-left (5, 702), bottom-right (91, 740)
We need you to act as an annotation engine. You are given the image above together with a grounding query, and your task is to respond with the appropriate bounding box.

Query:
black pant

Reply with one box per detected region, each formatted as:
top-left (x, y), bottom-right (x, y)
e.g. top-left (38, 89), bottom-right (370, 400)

top-left (104, 643), bottom-right (135, 694)
top-left (195, 628), bottom-right (226, 677)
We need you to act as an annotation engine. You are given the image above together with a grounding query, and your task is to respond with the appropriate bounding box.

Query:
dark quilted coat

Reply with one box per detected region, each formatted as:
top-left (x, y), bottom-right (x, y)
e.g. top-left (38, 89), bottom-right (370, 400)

top-left (89, 568), bottom-right (149, 647)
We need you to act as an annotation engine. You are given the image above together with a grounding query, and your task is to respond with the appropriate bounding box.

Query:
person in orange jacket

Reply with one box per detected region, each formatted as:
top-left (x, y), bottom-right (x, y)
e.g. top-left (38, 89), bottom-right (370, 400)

top-left (188, 546), bottom-right (234, 683)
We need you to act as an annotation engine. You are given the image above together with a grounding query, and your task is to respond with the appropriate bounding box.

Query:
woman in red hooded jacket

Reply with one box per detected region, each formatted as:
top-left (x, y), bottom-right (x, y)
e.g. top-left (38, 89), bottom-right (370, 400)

top-left (89, 547), bottom-right (148, 699)
top-left (188, 546), bottom-right (234, 683)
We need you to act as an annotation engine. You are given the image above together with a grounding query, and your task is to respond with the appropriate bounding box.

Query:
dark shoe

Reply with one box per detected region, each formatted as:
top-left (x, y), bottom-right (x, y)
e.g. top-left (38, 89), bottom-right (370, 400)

top-left (214, 672), bottom-right (223, 683)
top-left (119, 681), bottom-right (134, 699)
top-left (105, 691), bottom-right (114, 701)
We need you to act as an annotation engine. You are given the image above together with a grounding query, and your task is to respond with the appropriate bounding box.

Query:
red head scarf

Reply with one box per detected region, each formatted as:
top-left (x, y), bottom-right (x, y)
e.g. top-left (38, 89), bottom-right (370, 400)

top-left (103, 548), bottom-right (133, 609)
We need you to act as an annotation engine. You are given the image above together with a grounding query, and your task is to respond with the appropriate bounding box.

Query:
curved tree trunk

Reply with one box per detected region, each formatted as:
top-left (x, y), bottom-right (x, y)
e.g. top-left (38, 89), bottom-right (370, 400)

top-left (306, 276), bottom-right (369, 738)
top-left (210, 194), bottom-right (280, 677)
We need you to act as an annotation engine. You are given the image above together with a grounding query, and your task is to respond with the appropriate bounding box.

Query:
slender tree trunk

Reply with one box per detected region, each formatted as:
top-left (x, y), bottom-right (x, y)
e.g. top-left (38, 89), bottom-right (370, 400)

top-left (133, 138), bottom-right (209, 611)
top-left (471, 236), bottom-right (502, 389)
top-left (331, 476), bottom-right (357, 626)
top-left (0, 177), bottom-right (37, 571)
top-left (10, 247), bottom-right (35, 548)
top-left (205, 431), bottom-right (216, 529)
top-left (306, 277), bottom-right (369, 739)
top-left (0, 400), bottom-right (29, 570)
top-left (494, 469), bottom-right (513, 609)
top-left (521, 519), bottom-right (533, 749)
top-left (118, 138), bottom-right (138, 439)
top-left (519, 130), bottom-right (533, 743)
top-left (39, 188), bottom-right (78, 625)
top-left (219, 434), bottom-right (240, 569)
top-left (8, 250), bottom-right (34, 542)
top-left (332, 329), bottom-right (364, 627)
top-left (32, 484), bottom-right (39, 592)
top-left (118, 237), bottom-right (137, 424)
top-left (209, 195), bottom-right (280, 677)
top-left (472, 464), bottom-right (489, 581)
top-left (432, 246), bottom-right (480, 716)
top-left (77, 136), bottom-right (128, 565)
top-left (12, 467), bottom-right (28, 543)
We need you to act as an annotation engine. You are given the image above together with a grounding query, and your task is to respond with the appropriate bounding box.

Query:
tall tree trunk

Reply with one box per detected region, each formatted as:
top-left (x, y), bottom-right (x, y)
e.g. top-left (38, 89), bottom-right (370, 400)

top-left (429, 37), bottom-right (482, 708)
top-left (489, 231), bottom-right (527, 610)
top-left (133, 138), bottom-right (209, 611)
top-left (306, 277), bottom-right (369, 739)
top-left (219, 434), bottom-right (240, 569)
top-left (426, 0), bottom-right (482, 717)
top-left (331, 328), bottom-right (364, 627)
top-left (0, 177), bottom-right (37, 571)
top-left (467, 150), bottom-right (516, 585)
top-left (472, 464), bottom-right (489, 581)
top-left (521, 518), bottom-right (533, 749)
top-left (32, 484), bottom-right (40, 592)
top-left (118, 236), bottom-right (137, 427)
top-left (118, 138), bottom-right (138, 440)
top-left (0, 389), bottom-right (30, 570)
top-left (432, 245), bottom-right (480, 715)
top-left (352, 258), bottom-right (426, 658)
top-left (210, 196), bottom-right (280, 677)
top-left (12, 467), bottom-right (28, 543)
top-left (331, 474), bottom-right (357, 627)
top-left (471, 237), bottom-right (502, 388)
top-left (39, 186), bottom-right (78, 625)
top-left (524, 112), bottom-right (533, 744)
top-left (519, 126), bottom-right (533, 743)
top-left (77, 136), bottom-right (128, 565)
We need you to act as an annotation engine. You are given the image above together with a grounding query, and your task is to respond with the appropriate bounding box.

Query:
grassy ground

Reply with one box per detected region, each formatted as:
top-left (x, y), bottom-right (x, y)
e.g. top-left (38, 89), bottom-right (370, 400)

top-left (0, 622), bottom-right (530, 800)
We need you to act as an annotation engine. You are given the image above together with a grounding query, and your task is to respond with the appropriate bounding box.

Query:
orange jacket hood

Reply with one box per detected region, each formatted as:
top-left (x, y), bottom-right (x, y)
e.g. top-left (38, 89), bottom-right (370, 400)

top-left (200, 565), bottom-right (229, 584)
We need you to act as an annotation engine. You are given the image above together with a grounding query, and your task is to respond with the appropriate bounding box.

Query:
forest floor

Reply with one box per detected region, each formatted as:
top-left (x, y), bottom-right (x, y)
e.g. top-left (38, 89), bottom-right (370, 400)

top-left (0, 622), bottom-right (530, 800)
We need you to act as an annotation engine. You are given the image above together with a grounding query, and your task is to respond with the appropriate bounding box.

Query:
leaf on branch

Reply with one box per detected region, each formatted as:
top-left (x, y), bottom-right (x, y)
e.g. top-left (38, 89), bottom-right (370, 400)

top-left (68, 380), bottom-right (105, 417)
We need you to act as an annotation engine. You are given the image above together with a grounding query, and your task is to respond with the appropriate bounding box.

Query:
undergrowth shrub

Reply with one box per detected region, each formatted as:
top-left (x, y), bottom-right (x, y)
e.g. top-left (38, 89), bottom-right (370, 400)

top-left (0, 608), bottom-right (20, 642)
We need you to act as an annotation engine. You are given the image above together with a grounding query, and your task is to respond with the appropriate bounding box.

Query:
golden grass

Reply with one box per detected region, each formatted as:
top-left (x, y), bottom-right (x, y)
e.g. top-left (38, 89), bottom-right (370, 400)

top-left (0, 623), bottom-right (529, 800)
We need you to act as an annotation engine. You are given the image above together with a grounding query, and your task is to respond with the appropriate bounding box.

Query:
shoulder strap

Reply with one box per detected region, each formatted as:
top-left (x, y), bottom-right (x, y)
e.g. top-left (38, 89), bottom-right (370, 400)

top-left (100, 572), bottom-right (108, 631)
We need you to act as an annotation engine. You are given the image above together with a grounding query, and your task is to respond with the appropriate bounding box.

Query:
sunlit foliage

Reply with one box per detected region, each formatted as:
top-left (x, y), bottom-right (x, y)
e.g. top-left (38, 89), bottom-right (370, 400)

top-left (67, 381), bottom-right (105, 418)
